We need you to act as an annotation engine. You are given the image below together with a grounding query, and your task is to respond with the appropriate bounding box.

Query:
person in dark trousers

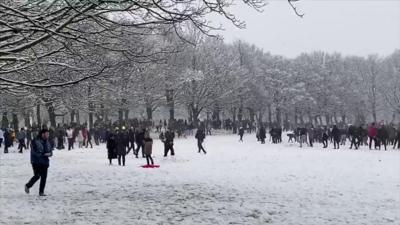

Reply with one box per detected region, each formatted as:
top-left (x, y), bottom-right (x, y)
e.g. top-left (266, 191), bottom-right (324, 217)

top-left (135, 129), bottom-right (145, 158)
top-left (116, 127), bottom-right (128, 166)
top-left (394, 127), bottom-right (400, 149)
top-left (0, 128), bottom-right (3, 148)
top-left (127, 127), bottom-right (136, 154)
top-left (106, 132), bottom-right (117, 165)
top-left (4, 128), bottom-right (12, 153)
top-left (368, 123), bottom-right (377, 150)
top-left (238, 127), bottom-right (244, 142)
top-left (27, 128), bottom-right (33, 150)
top-left (332, 125), bottom-right (341, 149)
top-left (322, 128), bottom-right (329, 148)
top-left (86, 129), bottom-right (93, 148)
top-left (259, 126), bottom-right (266, 144)
top-left (308, 126), bottom-right (315, 147)
top-left (195, 128), bottom-right (207, 154)
top-left (56, 124), bottom-right (64, 150)
top-left (143, 132), bottom-right (154, 165)
top-left (377, 125), bottom-right (388, 150)
top-left (17, 128), bottom-right (27, 153)
top-left (164, 129), bottom-right (175, 157)
top-left (66, 127), bottom-right (74, 150)
top-left (25, 129), bottom-right (53, 196)
top-left (349, 125), bottom-right (359, 149)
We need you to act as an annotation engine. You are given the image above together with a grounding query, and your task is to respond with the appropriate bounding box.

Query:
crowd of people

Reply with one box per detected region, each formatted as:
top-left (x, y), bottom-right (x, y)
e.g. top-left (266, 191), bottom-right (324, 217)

top-left (1, 119), bottom-right (399, 196)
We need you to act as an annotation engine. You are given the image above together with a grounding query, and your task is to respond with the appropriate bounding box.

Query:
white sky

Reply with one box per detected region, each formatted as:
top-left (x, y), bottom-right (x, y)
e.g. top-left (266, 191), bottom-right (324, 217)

top-left (210, 0), bottom-right (400, 58)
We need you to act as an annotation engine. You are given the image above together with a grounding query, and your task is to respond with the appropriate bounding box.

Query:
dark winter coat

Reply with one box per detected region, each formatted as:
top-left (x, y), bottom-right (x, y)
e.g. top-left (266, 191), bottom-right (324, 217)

top-left (143, 137), bottom-right (153, 155)
top-left (30, 137), bottom-right (53, 167)
top-left (4, 130), bottom-right (12, 147)
top-left (377, 127), bottom-right (389, 140)
top-left (239, 128), bottom-right (244, 136)
top-left (165, 131), bottom-right (175, 145)
top-left (106, 134), bottom-right (117, 159)
top-left (331, 127), bottom-right (341, 139)
top-left (259, 127), bottom-right (266, 139)
top-left (135, 131), bottom-right (145, 144)
top-left (128, 129), bottom-right (135, 142)
top-left (195, 129), bottom-right (206, 141)
top-left (16, 131), bottom-right (26, 141)
top-left (116, 132), bottom-right (129, 155)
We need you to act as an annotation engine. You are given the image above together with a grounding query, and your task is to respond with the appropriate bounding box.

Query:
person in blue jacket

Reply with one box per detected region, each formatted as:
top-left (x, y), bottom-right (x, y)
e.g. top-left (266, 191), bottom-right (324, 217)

top-left (25, 128), bottom-right (53, 196)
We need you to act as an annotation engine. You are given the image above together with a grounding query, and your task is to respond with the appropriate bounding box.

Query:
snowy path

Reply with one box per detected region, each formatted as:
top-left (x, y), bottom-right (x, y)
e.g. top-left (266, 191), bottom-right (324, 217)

top-left (1, 134), bottom-right (399, 225)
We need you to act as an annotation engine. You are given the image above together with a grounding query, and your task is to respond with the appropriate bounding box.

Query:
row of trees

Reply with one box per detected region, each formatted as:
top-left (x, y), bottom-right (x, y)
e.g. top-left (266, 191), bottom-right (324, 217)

top-left (1, 0), bottom-right (398, 130)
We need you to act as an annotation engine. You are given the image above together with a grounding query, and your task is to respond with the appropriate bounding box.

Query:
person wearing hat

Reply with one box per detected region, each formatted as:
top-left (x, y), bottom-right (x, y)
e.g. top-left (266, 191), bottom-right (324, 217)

top-left (25, 129), bottom-right (53, 196)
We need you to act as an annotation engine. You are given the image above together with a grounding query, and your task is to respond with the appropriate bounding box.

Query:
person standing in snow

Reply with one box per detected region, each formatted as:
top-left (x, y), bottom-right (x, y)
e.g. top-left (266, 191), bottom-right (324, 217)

top-left (368, 123), bottom-right (378, 150)
top-left (4, 128), bottom-right (11, 153)
top-left (143, 132), bottom-right (154, 166)
top-left (135, 128), bottom-right (145, 158)
top-left (0, 128), bottom-right (3, 148)
top-left (116, 127), bottom-right (129, 166)
top-left (238, 127), bottom-right (244, 142)
top-left (66, 127), bottom-right (74, 150)
top-left (307, 125), bottom-right (315, 147)
top-left (394, 126), bottom-right (400, 149)
top-left (259, 126), bottom-right (266, 144)
top-left (77, 129), bottom-right (84, 148)
top-left (331, 125), bottom-right (341, 149)
top-left (322, 128), bottom-right (329, 148)
top-left (106, 131), bottom-right (117, 165)
top-left (127, 127), bottom-right (136, 155)
top-left (25, 129), bottom-right (53, 196)
top-left (86, 129), bottom-right (93, 148)
top-left (164, 129), bottom-right (175, 157)
top-left (377, 124), bottom-right (388, 150)
top-left (195, 128), bottom-right (207, 154)
top-left (17, 128), bottom-right (27, 153)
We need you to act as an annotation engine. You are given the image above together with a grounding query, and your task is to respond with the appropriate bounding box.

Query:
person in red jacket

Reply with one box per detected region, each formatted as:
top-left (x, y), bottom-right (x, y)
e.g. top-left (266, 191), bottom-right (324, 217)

top-left (368, 122), bottom-right (377, 150)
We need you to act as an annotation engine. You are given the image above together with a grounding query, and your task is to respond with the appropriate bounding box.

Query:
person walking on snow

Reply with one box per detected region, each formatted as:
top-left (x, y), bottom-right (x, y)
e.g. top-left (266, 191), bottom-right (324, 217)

top-left (238, 127), bottom-right (244, 142)
top-left (25, 129), bottom-right (53, 196)
top-left (195, 128), bottom-right (207, 154)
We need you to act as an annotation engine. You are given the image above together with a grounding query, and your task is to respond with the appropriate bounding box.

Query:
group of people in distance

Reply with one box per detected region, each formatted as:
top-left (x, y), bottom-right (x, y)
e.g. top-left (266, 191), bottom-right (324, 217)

top-left (281, 122), bottom-right (400, 150)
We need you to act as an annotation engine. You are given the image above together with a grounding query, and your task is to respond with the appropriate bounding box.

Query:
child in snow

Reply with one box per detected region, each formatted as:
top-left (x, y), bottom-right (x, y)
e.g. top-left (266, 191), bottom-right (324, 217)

top-left (143, 132), bottom-right (154, 165)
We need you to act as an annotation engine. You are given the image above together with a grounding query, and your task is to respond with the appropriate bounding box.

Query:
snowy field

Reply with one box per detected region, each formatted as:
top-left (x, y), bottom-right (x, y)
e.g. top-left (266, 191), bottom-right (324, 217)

top-left (1, 134), bottom-right (399, 225)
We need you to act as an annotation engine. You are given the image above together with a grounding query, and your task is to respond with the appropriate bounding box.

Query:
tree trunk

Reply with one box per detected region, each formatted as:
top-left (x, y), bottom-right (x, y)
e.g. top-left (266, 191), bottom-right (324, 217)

top-left (1, 112), bottom-right (8, 128)
top-left (12, 113), bottom-right (18, 131)
top-left (76, 110), bottom-right (80, 125)
top-left (46, 103), bottom-right (57, 129)
top-left (24, 110), bottom-right (31, 128)
top-left (276, 107), bottom-right (282, 127)
top-left (70, 109), bottom-right (75, 124)
top-left (118, 109), bottom-right (123, 127)
top-left (325, 114), bottom-right (331, 126)
top-left (267, 104), bottom-right (272, 125)
top-left (36, 104), bottom-right (41, 128)
top-left (166, 89), bottom-right (174, 121)
top-left (146, 105), bottom-right (153, 121)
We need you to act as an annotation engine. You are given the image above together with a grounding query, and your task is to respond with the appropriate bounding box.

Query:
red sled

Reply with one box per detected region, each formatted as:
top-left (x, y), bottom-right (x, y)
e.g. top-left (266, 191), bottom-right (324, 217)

top-left (141, 165), bottom-right (160, 168)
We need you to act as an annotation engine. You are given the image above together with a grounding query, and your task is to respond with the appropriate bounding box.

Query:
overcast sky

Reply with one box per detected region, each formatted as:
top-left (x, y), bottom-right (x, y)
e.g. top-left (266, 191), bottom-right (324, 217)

top-left (211, 0), bottom-right (400, 58)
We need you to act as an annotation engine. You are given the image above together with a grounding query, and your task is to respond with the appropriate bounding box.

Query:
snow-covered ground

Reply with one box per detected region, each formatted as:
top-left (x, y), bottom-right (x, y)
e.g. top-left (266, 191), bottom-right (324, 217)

top-left (1, 134), bottom-right (399, 225)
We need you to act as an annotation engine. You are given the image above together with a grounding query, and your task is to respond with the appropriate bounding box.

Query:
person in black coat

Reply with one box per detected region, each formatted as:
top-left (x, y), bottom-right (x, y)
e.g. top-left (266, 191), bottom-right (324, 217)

top-left (25, 129), bottom-right (53, 196)
top-left (127, 127), bottom-right (136, 155)
top-left (322, 128), bottom-right (329, 148)
top-left (377, 125), bottom-right (389, 150)
top-left (3, 128), bottom-right (12, 153)
top-left (394, 127), bottom-right (400, 149)
top-left (331, 125), bottom-right (341, 149)
top-left (238, 127), bottom-right (244, 142)
top-left (116, 128), bottom-right (129, 166)
top-left (135, 129), bottom-right (145, 158)
top-left (106, 132), bottom-right (117, 165)
top-left (164, 129), bottom-right (175, 157)
top-left (259, 126), bottom-right (266, 144)
top-left (195, 128), bottom-right (207, 154)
